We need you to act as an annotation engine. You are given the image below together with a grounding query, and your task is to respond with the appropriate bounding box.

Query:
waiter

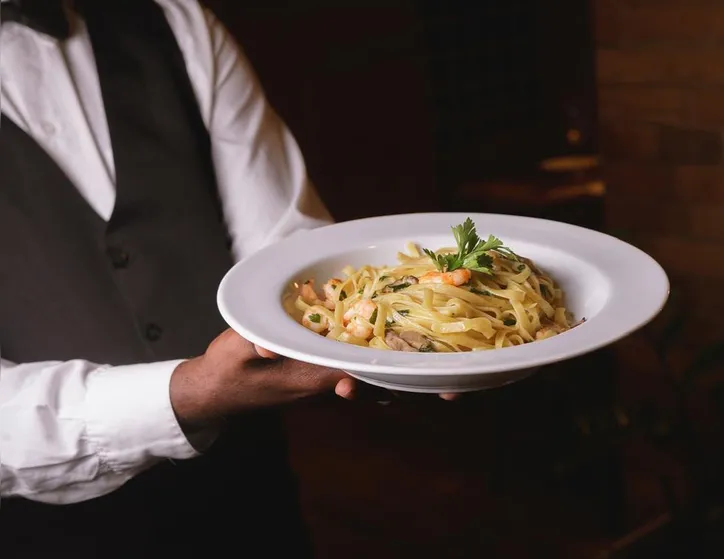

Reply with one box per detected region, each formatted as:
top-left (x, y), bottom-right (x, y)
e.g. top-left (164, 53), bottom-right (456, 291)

top-left (0, 0), bottom-right (375, 556)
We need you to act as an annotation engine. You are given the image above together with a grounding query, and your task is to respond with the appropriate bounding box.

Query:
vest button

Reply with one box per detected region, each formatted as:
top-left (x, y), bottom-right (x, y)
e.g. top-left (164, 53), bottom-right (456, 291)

top-left (107, 246), bottom-right (129, 269)
top-left (145, 323), bottom-right (162, 342)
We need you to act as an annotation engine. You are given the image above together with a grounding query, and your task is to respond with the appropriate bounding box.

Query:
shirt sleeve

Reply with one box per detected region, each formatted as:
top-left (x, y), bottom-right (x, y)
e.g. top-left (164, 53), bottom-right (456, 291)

top-left (201, 8), bottom-right (334, 262)
top-left (0, 357), bottom-right (199, 504)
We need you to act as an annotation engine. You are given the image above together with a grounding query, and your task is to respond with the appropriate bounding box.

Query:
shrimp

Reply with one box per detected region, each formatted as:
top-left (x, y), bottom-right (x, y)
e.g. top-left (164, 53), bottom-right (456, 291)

top-left (345, 315), bottom-right (373, 340)
top-left (419, 268), bottom-right (471, 287)
top-left (323, 278), bottom-right (343, 301)
top-left (343, 299), bottom-right (377, 323)
top-left (300, 280), bottom-right (321, 304)
top-left (322, 278), bottom-right (344, 310)
top-left (302, 307), bottom-right (331, 334)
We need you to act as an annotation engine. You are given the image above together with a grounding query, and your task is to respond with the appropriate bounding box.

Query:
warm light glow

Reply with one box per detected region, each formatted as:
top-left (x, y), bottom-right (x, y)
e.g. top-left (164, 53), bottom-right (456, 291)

top-left (566, 128), bottom-right (582, 144)
top-left (539, 155), bottom-right (599, 172)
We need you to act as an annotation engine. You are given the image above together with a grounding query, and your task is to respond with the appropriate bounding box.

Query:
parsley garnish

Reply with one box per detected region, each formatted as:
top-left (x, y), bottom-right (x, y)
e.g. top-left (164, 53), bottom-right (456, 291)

top-left (379, 275), bottom-right (389, 281)
top-left (503, 318), bottom-right (517, 327)
top-left (358, 287), bottom-right (365, 295)
top-left (370, 308), bottom-right (378, 324)
top-left (422, 218), bottom-right (517, 275)
top-left (308, 313), bottom-right (321, 323)
top-left (391, 282), bottom-right (411, 292)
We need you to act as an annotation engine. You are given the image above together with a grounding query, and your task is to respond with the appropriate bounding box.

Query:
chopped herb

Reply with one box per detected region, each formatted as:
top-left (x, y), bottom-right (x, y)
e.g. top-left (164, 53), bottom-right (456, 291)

top-left (385, 319), bottom-right (395, 327)
top-left (422, 217), bottom-right (518, 275)
top-left (397, 309), bottom-right (410, 316)
top-left (358, 288), bottom-right (365, 295)
top-left (308, 313), bottom-right (321, 323)
top-left (470, 287), bottom-right (491, 296)
top-left (391, 282), bottom-right (411, 292)
top-left (379, 275), bottom-right (389, 281)
top-left (339, 290), bottom-right (347, 301)
top-left (503, 318), bottom-right (517, 327)
top-left (419, 345), bottom-right (435, 353)
top-left (369, 308), bottom-right (378, 324)
top-left (517, 264), bottom-right (525, 271)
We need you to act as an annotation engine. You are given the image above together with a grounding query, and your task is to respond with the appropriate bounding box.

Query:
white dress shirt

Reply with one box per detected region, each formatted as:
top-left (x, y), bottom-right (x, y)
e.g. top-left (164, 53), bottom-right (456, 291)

top-left (0, 0), bottom-right (331, 505)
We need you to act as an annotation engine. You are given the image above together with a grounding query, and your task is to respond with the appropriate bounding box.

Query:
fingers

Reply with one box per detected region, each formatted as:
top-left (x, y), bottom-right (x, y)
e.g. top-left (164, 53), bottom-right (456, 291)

top-left (336, 378), bottom-right (461, 403)
top-left (215, 329), bottom-right (263, 360)
top-left (253, 344), bottom-right (278, 359)
top-left (334, 377), bottom-right (393, 403)
top-left (220, 329), bottom-right (464, 403)
top-left (334, 377), bottom-right (356, 399)
top-left (217, 329), bottom-right (279, 360)
top-left (275, 360), bottom-right (348, 394)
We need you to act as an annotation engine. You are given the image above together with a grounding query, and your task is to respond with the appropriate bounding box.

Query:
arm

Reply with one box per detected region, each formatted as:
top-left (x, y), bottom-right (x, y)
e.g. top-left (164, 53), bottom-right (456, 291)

top-left (0, 358), bottom-right (197, 504)
top-left (0, 337), bottom-right (349, 505)
top-left (201, 8), bottom-right (333, 261)
top-left (0, 8), bottom-right (350, 506)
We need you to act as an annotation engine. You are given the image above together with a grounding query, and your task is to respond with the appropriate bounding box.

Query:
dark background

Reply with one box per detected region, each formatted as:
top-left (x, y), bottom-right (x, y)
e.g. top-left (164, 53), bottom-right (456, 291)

top-left (201, 1), bottom-right (724, 557)
top-left (205, 0), bottom-right (597, 221)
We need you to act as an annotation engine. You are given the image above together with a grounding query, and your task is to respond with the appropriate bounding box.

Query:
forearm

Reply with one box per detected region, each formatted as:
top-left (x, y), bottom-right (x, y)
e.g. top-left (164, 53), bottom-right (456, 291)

top-left (0, 357), bottom-right (200, 504)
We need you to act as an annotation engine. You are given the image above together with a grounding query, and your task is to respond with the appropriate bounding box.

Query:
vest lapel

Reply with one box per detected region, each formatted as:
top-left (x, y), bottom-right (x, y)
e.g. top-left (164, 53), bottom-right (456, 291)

top-left (0, 113), bottom-right (106, 236)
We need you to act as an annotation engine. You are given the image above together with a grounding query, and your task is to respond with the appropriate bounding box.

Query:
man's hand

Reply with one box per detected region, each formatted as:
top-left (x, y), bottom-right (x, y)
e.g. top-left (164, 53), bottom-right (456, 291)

top-left (170, 329), bottom-right (459, 428)
top-left (170, 329), bottom-right (350, 426)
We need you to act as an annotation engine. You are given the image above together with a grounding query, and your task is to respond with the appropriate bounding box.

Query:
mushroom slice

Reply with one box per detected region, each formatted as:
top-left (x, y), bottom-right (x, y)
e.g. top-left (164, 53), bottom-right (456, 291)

top-left (384, 329), bottom-right (434, 352)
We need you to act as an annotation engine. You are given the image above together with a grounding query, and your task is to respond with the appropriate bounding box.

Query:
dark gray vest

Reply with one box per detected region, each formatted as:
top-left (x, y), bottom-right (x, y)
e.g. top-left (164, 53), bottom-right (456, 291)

top-left (0, 1), bottom-right (309, 556)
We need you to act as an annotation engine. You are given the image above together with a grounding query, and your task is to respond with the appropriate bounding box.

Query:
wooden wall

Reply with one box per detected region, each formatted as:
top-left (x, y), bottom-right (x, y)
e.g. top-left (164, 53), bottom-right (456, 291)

top-left (596, 0), bottom-right (724, 339)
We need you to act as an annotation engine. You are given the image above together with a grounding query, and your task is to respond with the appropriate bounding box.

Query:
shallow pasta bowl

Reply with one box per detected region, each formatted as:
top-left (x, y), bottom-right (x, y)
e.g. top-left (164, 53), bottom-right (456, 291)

top-left (217, 213), bottom-right (669, 393)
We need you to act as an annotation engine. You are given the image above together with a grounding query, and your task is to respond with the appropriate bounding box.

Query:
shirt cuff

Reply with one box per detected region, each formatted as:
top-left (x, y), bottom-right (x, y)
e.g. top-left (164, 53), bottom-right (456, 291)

top-left (84, 360), bottom-right (200, 472)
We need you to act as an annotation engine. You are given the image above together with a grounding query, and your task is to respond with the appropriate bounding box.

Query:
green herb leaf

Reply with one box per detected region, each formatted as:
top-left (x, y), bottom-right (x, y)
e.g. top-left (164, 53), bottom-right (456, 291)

top-left (308, 313), bottom-right (321, 323)
top-left (503, 318), bottom-right (517, 327)
top-left (358, 288), bottom-right (365, 295)
top-left (370, 308), bottom-right (378, 324)
top-left (385, 319), bottom-right (395, 327)
top-left (462, 252), bottom-right (494, 273)
top-left (391, 282), bottom-right (411, 292)
top-left (379, 275), bottom-right (389, 281)
top-left (422, 218), bottom-right (517, 273)
top-left (419, 345), bottom-right (435, 353)
top-left (470, 287), bottom-right (491, 296)
top-left (423, 248), bottom-right (458, 272)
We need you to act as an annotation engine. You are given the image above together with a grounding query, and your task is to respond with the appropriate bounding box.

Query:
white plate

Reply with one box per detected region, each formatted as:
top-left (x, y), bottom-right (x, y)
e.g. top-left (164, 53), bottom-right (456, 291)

top-left (217, 213), bottom-right (669, 393)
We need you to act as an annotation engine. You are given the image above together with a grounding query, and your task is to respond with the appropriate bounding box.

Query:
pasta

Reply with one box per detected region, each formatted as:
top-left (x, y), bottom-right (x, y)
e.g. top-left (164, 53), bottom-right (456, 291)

top-left (288, 218), bottom-right (582, 353)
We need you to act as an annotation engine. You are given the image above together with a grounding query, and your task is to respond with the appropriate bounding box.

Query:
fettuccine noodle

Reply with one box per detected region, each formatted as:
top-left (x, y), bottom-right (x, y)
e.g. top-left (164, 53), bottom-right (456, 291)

top-left (288, 237), bottom-right (581, 353)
